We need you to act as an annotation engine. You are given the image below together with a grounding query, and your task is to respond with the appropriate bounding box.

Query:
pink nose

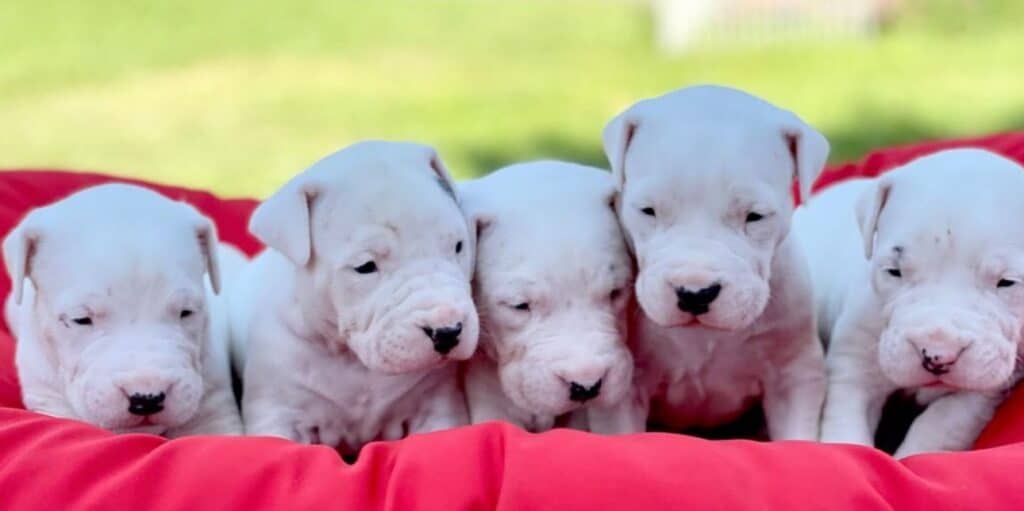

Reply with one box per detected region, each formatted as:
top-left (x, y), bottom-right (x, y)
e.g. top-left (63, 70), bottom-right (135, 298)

top-left (906, 326), bottom-right (971, 376)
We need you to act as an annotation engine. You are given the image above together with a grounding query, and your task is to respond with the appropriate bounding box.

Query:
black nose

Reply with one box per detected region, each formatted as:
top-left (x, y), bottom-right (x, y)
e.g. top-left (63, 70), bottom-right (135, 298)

top-left (568, 379), bottom-right (603, 403)
top-left (675, 283), bottom-right (722, 315)
top-left (423, 322), bottom-right (462, 355)
top-left (127, 392), bottom-right (166, 416)
top-left (920, 349), bottom-right (957, 376)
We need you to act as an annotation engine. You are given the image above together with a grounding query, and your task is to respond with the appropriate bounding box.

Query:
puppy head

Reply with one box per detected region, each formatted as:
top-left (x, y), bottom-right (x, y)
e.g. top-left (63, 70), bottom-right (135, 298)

top-left (859, 149), bottom-right (1024, 391)
top-left (603, 85), bottom-right (829, 330)
top-left (462, 162), bottom-right (635, 416)
top-left (3, 184), bottom-right (221, 433)
top-left (250, 141), bottom-right (479, 374)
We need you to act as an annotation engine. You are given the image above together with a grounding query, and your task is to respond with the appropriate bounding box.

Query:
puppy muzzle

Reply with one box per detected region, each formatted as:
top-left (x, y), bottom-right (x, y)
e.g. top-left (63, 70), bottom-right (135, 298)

top-left (879, 306), bottom-right (1017, 390)
top-left (349, 271), bottom-right (479, 373)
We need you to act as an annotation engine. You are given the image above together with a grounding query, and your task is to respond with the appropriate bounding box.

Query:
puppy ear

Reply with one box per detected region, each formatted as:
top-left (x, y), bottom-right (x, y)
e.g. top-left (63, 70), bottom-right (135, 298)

top-left (780, 116), bottom-right (830, 201)
top-left (856, 177), bottom-right (893, 259)
top-left (425, 149), bottom-right (458, 199)
top-left (249, 178), bottom-right (319, 267)
top-left (602, 109), bottom-right (639, 190)
top-left (193, 218), bottom-right (223, 295)
top-left (454, 182), bottom-right (492, 277)
top-left (2, 213), bottom-right (42, 305)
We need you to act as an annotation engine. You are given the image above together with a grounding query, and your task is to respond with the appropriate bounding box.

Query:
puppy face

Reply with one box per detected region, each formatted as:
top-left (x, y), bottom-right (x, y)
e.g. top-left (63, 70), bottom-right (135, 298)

top-left (250, 141), bottom-right (479, 374)
top-left (463, 162), bottom-right (635, 416)
top-left (4, 184), bottom-right (222, 433)
top-left (859, 150), bottom-right (1024, 391)
top-left (603, 85), bottom-right (828, 330)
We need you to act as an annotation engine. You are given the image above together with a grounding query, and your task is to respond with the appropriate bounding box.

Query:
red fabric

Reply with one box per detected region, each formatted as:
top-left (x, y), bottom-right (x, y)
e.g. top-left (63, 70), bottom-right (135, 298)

top-left (1, 134), bottom-right (1024, 509)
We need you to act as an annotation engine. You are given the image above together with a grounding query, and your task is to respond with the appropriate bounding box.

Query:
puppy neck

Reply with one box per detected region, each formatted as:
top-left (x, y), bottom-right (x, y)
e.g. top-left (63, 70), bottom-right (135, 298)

top-left (286, 269), bottom-right (344, 354)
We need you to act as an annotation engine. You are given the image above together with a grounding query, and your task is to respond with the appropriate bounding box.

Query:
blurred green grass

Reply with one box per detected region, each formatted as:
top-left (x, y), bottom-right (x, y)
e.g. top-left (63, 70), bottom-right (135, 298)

top-left (0, 0), bottom-right (1022, 197)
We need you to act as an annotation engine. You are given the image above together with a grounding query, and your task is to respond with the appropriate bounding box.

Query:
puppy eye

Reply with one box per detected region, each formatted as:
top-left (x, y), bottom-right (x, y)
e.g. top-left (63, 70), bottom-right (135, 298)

top-left (745, 212), bottom-right (765, 223)
top-left (455, 241), bottom-right (463, 254)
top-left (511, 302), bottom-right (531, 312)
top-left (886, 268), bottom-right (902, 278)
top-left (354, 261), bottom-right (378, 274)
top-left (71, 316), bottom-right (93, 326)
top-left (609, 288), bottom-right (623, 301)
top-left (998, 279), bottom-right (1017, 288)
top-left (640, 207), bottom-right (656, 217)
top-left (180, 309), bottom-right (194, 319)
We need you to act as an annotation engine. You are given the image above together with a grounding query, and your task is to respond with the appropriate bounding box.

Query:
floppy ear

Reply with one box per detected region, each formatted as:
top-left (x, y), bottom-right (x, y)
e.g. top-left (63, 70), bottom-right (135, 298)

top-left (249, 177), bottom-right (320, 267)
top-left (193, 217), bottom-right (223, 295)
top-left (855, 177), bottom-right (893, 259)
top-left (2, 212), bottom-right (42, 305)
top-left (602, 109), bottom-right (640, 190)
top-left (425, 149), bottom-right (458, 198)
top-left (453, 182), bottom-right (492, 278)
top-left (779, 115), bottom-right (830, 201)
top-left (604, 183), bottom-right (635, 256)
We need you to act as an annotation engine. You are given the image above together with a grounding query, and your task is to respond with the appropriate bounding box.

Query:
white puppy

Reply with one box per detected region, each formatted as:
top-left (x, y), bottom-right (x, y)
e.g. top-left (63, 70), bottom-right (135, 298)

top-left (599, 85), bottom-right (828, 439)
top-left (230, 141), bottom-right (478, 453)
top-left (459, 161), bottom-right (637, 432)
top-left (3, 184), bottom-right (243, 437)
top-left (795, 149), bottom-right (1024, 457)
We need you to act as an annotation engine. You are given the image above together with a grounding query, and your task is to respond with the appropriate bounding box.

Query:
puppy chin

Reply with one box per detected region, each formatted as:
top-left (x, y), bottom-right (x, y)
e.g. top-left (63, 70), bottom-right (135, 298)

top-left (115, 423), bottom-right (170, 436)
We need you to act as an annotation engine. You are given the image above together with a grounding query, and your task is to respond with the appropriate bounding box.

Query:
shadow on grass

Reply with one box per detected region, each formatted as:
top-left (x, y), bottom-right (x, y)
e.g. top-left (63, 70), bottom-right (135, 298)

top-left (462, 132), bottom-right (608, 178)
top-left (823, 103), bottom-right (1024, 163)
top-left (462, 105), bottom-right (1024, 179)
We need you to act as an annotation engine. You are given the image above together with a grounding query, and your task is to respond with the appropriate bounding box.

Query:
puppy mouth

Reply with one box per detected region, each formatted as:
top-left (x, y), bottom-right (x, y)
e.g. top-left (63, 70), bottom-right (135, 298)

top-left (115, 419), bottom-right (168, 436)
top-left (671, 316), bottom-right (733, 330)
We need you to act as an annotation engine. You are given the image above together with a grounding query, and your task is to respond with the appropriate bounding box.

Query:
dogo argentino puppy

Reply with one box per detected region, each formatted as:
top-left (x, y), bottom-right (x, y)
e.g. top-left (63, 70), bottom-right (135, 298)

top-left (230, 141), bottom-right (478, 453)
top-left (598, 85), bottom-right (828, 439)
top-left (3, 184), bottom-right (243, 437)
top-left (459, 161), bottom-right (637, 433)
top-left (795, 149), bottom-right (1024, 456)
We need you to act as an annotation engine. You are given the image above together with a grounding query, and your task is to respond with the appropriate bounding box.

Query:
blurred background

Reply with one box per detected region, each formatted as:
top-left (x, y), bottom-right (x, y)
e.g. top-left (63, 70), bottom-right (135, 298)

top-left (1, 0), bottom-right (1021, 197)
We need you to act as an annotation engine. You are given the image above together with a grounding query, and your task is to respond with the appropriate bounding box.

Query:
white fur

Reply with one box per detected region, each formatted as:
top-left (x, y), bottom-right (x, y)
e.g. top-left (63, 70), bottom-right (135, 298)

top-left (795, 148), bottom-right (1024, 457)
top-left (229, 141), bottom-right (478, 454)
top-left (3, 184), bottom-right (243, 437)
top-left (599, 85), bottom-right (828, 439)
top-left (459, 161), bottom-right (638, 432)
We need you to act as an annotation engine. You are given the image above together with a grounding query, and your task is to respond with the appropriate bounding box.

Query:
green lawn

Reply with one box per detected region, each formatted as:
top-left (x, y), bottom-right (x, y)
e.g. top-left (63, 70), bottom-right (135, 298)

top-left (1, 0), bottom-right (1022, 197)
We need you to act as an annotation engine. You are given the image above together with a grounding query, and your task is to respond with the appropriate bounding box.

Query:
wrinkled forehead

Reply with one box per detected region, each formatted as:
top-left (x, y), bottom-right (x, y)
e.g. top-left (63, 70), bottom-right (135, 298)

top-left (480, 214), bottom-right (632, 286)
top-left (878, 191), bottom-right (1024, 265)
top-left (318, 168), bottom-right (467, 250)
top-left (624, 120), bottom-right (791, 196)
top-left (34, 228), bottom-right (205, 305)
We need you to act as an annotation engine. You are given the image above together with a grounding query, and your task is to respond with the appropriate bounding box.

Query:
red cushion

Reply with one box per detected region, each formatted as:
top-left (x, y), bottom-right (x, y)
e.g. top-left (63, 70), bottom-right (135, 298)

top-left (1, 135), bottom-right (1024, 509)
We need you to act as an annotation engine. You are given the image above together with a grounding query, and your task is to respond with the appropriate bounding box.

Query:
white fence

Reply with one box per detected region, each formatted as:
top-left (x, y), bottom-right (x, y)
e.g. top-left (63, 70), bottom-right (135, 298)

top-left (653, 0), bottom-right (897, 52)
